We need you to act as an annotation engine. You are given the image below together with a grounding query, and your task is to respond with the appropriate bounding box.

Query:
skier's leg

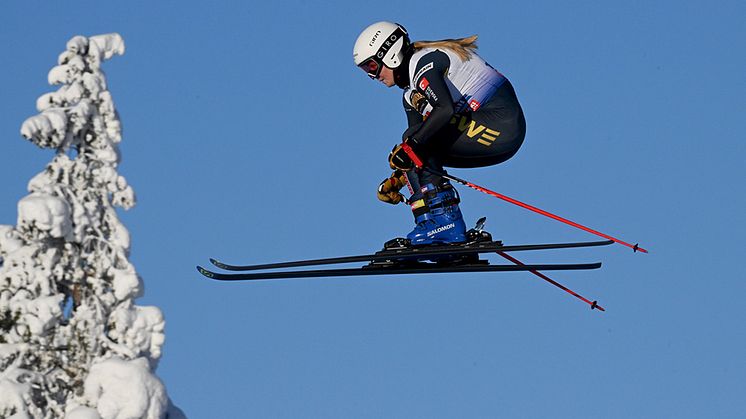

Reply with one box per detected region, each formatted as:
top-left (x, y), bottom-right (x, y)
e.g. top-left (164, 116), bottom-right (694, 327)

top-left (442, 80), bottom-right (526, 168)
top-left (402, 153), bottom-right (468, 246)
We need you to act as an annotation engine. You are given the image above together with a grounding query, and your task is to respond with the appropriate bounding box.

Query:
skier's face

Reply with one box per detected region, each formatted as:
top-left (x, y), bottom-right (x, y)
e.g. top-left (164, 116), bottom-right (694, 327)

top-left (377, 65), bottom-right (395, 87)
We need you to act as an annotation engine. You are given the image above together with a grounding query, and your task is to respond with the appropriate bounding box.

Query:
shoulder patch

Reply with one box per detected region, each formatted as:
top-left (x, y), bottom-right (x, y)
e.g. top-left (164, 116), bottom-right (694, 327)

top-left (412, 62), bottom-right (433, 86)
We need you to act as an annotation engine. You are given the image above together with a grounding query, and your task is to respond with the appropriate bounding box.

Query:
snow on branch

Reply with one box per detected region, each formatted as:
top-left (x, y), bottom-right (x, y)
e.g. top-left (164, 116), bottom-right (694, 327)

top-left (0, 33), bottom-right (184, 419)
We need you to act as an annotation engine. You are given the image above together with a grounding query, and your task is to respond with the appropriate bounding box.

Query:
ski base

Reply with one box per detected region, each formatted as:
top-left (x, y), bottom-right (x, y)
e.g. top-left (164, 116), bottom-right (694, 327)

top-left (196, 261), bottom-right (602, 281)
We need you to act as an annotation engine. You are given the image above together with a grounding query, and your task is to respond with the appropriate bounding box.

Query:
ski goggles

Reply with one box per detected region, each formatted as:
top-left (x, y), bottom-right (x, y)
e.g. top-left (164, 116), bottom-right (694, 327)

top-left (358, 58), bottom-right (382, 79)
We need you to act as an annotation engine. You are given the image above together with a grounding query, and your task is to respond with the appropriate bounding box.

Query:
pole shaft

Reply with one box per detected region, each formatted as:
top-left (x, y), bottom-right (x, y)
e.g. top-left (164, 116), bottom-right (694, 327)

top-left (496, 251), bottom-right (605, 311)
top-left (429, 169), bottom-right (647, 253)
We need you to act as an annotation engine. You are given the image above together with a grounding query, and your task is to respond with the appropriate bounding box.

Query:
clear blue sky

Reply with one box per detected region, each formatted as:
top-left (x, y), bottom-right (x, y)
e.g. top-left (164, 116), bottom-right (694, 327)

top-left (1, 1), bottom-right (744, 417)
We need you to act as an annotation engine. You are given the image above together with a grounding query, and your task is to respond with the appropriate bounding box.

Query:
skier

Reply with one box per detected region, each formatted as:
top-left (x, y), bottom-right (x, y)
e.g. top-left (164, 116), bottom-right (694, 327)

top-left (353, 21), bottom-right (526, 246)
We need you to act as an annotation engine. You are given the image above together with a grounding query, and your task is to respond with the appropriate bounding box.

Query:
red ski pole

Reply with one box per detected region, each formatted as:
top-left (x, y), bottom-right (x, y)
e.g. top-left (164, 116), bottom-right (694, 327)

top-left (425, 167), bottom-right (647, 253)
top-left (496, 250), bottom-right (604, 311)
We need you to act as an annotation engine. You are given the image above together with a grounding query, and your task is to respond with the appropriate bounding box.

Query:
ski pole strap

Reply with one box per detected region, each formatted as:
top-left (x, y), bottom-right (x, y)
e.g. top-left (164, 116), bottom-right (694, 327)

top-left (401, 142), bottom-right (424, 169)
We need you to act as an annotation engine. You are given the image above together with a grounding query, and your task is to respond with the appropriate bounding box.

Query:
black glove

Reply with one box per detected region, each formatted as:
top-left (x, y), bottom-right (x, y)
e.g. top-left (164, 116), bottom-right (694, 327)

top-left (388, 139), bottom-right (424, 171)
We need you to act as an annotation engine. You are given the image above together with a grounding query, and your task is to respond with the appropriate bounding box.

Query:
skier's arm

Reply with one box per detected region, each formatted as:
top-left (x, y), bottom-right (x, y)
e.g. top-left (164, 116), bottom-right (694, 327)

top-left (401, 94), bottom-right (426, 140)
top-left (403, 96), bottom-right (424, 126)
top-left (405, 50), bottom-right (454, 147)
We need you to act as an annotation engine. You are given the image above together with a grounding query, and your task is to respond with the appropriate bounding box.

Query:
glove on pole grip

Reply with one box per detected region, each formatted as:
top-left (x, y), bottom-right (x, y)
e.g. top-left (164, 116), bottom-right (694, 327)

top-left (400, 142), bottom-right (424, 169)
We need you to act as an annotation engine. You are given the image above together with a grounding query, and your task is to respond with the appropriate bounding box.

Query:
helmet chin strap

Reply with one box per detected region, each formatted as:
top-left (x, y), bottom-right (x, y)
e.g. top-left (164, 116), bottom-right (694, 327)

top-left (393, 61), bottom-right (410, 88)
top-left (393, 45), bottom-right (413, 89)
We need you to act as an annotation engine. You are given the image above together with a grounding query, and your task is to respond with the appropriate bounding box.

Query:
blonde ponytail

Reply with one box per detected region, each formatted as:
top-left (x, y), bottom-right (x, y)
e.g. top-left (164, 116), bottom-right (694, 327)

top-left (413, 35), bottom-right (479, 61)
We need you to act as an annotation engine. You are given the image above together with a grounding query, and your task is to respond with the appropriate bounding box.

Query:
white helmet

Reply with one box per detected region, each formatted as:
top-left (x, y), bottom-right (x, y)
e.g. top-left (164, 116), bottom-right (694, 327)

top-left (353, 21), bottom-right (410, 79)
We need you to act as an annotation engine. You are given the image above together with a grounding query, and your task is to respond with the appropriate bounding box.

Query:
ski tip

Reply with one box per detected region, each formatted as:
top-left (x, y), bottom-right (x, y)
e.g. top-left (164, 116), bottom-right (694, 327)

top-left (196, 266), bottom-right (215, 279)
top-left (209, 258), bottom-right (228, 269)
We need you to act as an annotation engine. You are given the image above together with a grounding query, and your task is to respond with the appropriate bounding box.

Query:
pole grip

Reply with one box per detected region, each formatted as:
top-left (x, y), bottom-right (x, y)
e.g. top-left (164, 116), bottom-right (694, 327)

top-left (401, 142), bottom-right (424, 169)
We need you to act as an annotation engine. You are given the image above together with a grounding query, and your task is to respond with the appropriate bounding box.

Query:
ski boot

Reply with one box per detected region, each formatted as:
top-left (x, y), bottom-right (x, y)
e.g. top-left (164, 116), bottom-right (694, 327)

top-left (381, 183), bottom-right (471, 264)
top-left (409, 183), bottom-right (487, 265)
top-left (380, 188), bottom-right (493, 265)
top-left (406, 183), bottom-right (467, 246)
top-left (383, 182), bottom-right (468, 250)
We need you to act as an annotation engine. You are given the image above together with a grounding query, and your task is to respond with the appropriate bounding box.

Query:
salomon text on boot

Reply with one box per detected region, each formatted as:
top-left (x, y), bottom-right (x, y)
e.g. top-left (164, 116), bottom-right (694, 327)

top-left (406, 183), bottom-right (467, 246)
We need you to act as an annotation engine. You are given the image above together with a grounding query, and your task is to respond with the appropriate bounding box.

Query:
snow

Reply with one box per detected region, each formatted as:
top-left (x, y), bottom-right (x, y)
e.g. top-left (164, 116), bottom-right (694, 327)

top-left (19, 294), bottom-right (65, 336)
top-left (1, 33), bottom-right (182, 418)
top-left (66, 406), bottom-right (102, 419)
top-left (0, 225), bottom-right (23, 254)
top-left (0, 369), bottom-right (32, 419)
top-left (20, 109), bottom-right (69, 148)
top-left (109, 263), bottom-right (142, 301)
top-left (17, 192), bottom-right (73, 239)
top-left (105, 302), bottom-right (166, 363)
top-left (81, 357), bottom-right (167, 419)
top-left (0, 345), bottom-right (35, 419)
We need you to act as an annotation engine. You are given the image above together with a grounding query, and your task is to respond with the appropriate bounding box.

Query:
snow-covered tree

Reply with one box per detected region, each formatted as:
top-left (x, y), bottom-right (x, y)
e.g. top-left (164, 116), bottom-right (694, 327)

top-left (0, 34), bottom-right (184, 419)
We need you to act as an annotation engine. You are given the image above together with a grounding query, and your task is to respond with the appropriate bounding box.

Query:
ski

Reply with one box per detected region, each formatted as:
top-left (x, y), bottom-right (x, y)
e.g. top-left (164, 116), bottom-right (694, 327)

top-left (209, 239), bottom-right (614, 271)
top-left (197, 261), bottom-right (603, 281)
